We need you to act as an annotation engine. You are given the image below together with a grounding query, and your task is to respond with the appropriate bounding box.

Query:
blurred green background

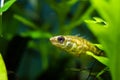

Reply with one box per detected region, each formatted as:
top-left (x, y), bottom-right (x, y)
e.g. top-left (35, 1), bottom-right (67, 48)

top-left (1, 0), bottom-right (120, 80)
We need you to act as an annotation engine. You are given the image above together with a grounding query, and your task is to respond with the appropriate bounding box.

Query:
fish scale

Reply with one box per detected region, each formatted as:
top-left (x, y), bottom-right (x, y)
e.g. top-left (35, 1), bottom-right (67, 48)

top-left (50, 35), bottom-right (103, 56)
top-left (50, 35), bottom-right (110, 80)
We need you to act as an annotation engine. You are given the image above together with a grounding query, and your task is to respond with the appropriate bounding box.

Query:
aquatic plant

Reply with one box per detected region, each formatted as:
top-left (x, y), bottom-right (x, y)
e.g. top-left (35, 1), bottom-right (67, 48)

top-left (0, 0), bottom-right (16, 80)
top-left (0, 0), bottom-right (120, 80)
top-left (85, 0), bottom-right (120, 80)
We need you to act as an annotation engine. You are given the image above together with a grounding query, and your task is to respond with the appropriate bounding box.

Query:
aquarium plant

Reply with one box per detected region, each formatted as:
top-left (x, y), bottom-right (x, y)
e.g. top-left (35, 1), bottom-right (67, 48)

top-left (85, 0), bottom-right (120, 80)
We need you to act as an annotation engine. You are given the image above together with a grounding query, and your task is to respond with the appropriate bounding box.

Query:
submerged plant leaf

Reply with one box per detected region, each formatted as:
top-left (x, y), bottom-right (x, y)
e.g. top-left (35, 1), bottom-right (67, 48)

top-left (93, 17), bottom-right (107, 25)
top-left (86, 51), bottom-right (109, 66)
top-left (85, 17), bottom-right (107, 26)
top-left (14, 14), bottom-right (39, 30)
top-left (93, 44), bottom-right (104, 50)
top-left (86, 0), bottom-right (120, 80)
top-left (90, 0), bottom-right (110, 21)
top-left (0, 0), bottom-right (16, 13)
top-left (0, 53), bottom-right (8, 80)
top-left (66, 0), bottom-right (78, 7)
top-left (85, 17), bottom-right (108, 40)
top-left (59, 0), bottom-right (78, 7)
top-left (21, 31), bottom-right (52, 39)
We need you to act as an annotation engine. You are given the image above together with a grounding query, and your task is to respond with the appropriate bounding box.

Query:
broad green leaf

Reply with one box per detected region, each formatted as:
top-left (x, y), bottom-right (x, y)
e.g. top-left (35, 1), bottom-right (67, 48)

top-left (0, 0), bottom-right (16, 13)
top-left (86, 51), bottom-right (109, 66)
top-left (90, 0), bottom-right (110, 21)
top-left (0, 53), bottom-right (8, 80)
top-left (88, 0), bottom-right (120, 80)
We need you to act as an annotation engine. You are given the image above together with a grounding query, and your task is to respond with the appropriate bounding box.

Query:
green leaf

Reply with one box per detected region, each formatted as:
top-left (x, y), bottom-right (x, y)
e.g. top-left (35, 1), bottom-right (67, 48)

top-left (0, 0), bottom-right (16, 13)
top-left (85, 17), bottom-right (108, 39)
top-left (93, 17), bottom-right (107, 25)
top-left (93, 44), bottom-right (104, 50)
top-left (0, 53), bottom-right (8, 80)
top-left (66, 0), bottom-right (78, 7)
top-left (90, 0), bottom-right (110, 21)
top-left (21, 31), bottom-right (52, 39)
top-left (86, 51), bottom-right (109, 66)
top-left (14, 14), bottom-right (39, 30)
top-left (85, 17), bottom-right (107, 26)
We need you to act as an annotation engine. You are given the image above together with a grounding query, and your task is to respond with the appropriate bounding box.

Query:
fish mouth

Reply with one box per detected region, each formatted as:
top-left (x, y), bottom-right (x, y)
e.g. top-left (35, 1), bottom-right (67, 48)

top-left (49, 37), bottom-right (57, 45)
top-left (50, 37), bottom-right (59, 47)
top-left (50, 37), bottom-right (55, 42)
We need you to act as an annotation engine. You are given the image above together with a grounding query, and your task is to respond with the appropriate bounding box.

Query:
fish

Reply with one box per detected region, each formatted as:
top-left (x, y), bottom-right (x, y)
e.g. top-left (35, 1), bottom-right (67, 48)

top-left (49, 35), bottom-right (109, 80)
top-left (50, 35), bottom-right (103, 56)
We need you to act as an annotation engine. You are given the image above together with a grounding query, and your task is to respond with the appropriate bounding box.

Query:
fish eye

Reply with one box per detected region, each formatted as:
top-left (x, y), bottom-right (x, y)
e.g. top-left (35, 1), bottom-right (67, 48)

top-left (57, 36), bottom-right (65, 43)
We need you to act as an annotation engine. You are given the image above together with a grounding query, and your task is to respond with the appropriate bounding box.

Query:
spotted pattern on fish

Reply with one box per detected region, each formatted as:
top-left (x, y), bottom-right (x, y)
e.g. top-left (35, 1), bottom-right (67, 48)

top-left (50, 35), bottom-right (103, 56)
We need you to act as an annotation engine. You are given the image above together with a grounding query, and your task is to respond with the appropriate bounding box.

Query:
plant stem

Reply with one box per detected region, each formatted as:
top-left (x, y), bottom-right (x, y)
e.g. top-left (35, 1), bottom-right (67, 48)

top-left (63, 6), bottom-right (94, 33)
top-left (0, 15), bottom-right (2, 36)
top-left (0, 0), bottom-right (4, 37)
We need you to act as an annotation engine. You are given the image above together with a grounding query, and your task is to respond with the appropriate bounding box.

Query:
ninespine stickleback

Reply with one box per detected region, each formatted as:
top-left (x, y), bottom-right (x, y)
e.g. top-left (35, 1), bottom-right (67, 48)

top-left (50, 35), bottom-right (110, 80)
top-left (50, 35), bottom-right (104, 56)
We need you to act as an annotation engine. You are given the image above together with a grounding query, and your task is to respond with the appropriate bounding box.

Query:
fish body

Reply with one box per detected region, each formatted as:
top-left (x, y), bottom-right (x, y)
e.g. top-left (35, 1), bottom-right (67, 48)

top-left (50, 35), bottom-right (102, 56)
top-left (49, 35), bottom-right (110, 80)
